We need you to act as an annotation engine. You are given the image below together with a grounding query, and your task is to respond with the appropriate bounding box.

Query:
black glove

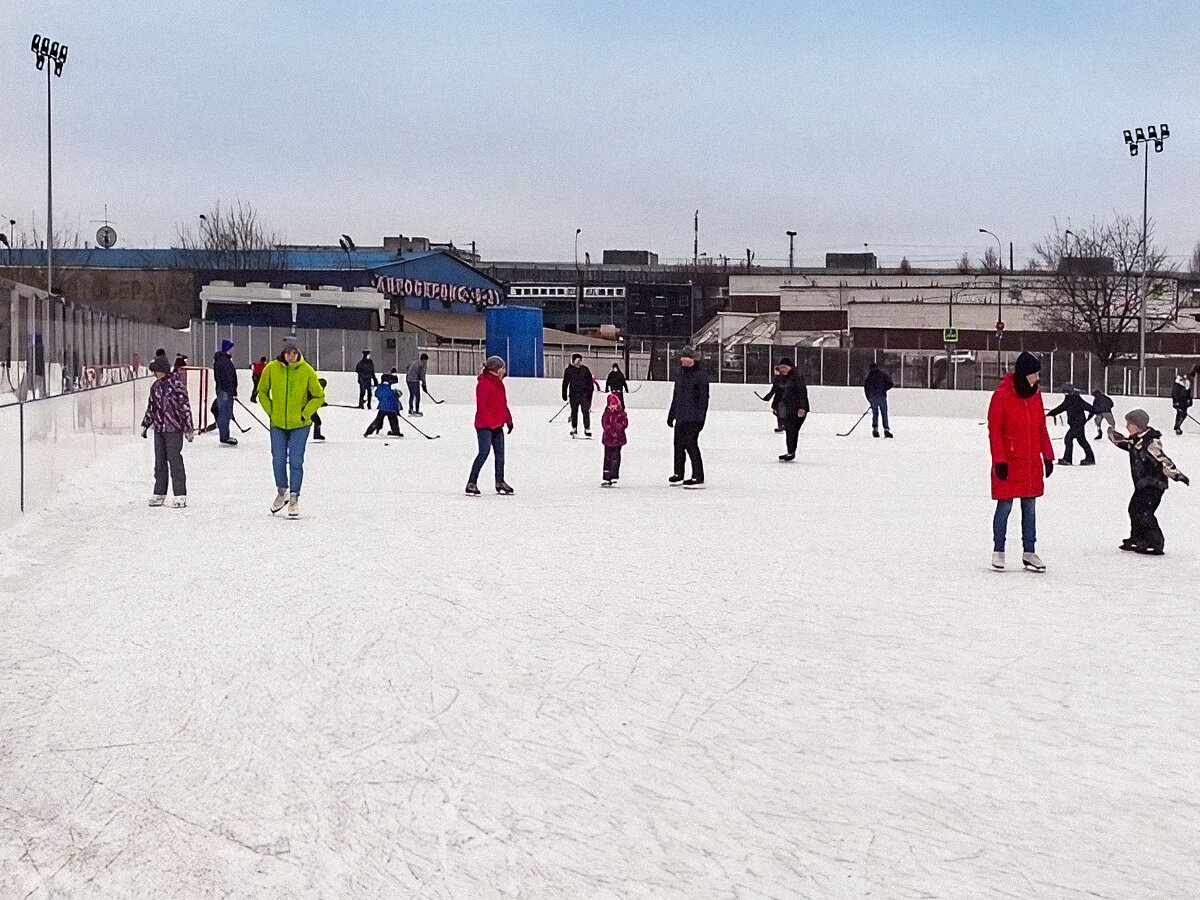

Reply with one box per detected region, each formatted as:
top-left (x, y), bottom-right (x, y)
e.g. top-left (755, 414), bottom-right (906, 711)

top-left (506, 423), bottom-right (513, 434)
top-left (667, 418), bottom-right (675, 429)
top-left (994, 462), bottom-right (1008, 481)
top-left (1044, 459), bottom-right (1054, 478)
top-left (1178, 474), bottom-right (1190, 487)
top-left (141, 427), bottom-right (149, 439)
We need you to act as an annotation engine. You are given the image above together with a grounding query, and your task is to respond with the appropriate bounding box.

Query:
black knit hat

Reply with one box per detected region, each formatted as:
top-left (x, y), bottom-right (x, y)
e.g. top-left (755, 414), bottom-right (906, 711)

top-left (778, 357), bottom-right (794, 367)
top-left (1014, 351), bottom-right (1041, 378)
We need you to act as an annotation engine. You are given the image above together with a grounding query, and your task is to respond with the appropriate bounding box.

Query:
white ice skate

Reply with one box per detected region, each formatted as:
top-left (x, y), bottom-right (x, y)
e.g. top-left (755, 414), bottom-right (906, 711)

top-left (287, 493), bottom-right (300, 518)
top-left (171, 495), bottom-right (187, 509)
top-left (270, 488), bottom-right (288, 514)
top-left (1022, 552), bottom-right (1046, 573)
top-left (991, 551), bottom-right (1005, 570)
top-left (148, 495), bottom-right (165, 507)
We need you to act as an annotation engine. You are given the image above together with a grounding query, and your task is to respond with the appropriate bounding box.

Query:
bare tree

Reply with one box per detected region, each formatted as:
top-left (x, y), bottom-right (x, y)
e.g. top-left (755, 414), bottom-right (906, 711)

top-left (979, 246), bottom-right (1000, 273)
top-left (1189, 240), bottom-right (1200, 274)
top-left (1032, 216), bottom-right (1176, 368)
top-left (177, 201), bottom-right (285, 270)
top-left (956, 252), bottom-right (972, 274)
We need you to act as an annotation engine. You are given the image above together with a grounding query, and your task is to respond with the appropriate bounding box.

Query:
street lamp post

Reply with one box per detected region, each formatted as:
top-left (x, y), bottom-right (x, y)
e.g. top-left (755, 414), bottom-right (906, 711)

top-left (1124, 124), bottom-right (1169, 395)
top-left (31, 34), bottom-right (68, 296)
top-left (0, 217), bottom-right (13, 266)
top-left (979, 228), bottom-right (1003, 374)
top-left (786, 230), bottom-right (796, 273)
top-left (574, 228), bottom-right (582, 333)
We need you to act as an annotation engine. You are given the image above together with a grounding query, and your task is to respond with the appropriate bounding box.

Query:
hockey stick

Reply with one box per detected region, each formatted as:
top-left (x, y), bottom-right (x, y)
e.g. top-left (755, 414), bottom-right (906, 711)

top-left (396, 411), bottom-right (440, 440)
top-left (423, 386), bottom-right (445, 404)
top-left (232, 416), bottom-right (251, 434)
top-left (235, 398), bottom-right (270, 431)
top-left (836, 409), bottom-right (871, 437)
top-left (549, 401), bottom-right (570, 423)
top-left (326, 402), bottom-right (366, 410)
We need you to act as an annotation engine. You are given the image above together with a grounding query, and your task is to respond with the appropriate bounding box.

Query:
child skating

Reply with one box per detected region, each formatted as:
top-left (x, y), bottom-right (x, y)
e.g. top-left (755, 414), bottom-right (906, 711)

top-left (1107, 409), bottom-right (1190, 555)
top-left (601, 392), bottom-right (628, 486)
top-left (364, 375), bottom-right (403, 438)
top-left (141, 355), bottom-right (195, 508)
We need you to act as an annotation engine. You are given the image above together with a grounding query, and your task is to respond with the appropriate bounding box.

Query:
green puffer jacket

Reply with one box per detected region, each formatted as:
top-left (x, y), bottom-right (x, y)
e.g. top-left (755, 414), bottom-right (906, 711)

top-left (257, 355), bottom-right (325, 429)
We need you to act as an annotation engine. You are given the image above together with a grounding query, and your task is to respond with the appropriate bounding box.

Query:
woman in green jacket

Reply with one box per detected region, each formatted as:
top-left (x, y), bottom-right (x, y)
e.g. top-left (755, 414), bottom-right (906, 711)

top-left (257, 339), bottom-right (325, 517)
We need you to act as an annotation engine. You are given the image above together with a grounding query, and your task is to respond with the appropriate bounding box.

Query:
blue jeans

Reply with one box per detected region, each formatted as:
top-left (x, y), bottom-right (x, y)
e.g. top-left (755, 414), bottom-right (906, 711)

top-left (869, 397), bottom-right (889, 431)
top-left (993, 497), bottom-right (1036, 553)
top-left (468, 427), bottom-right (505, 484)
top-left (408, 381), bottom-right (421, 414)
top-left (216, 391), bottom-right (234, 441)
top-left (270, 424), bottom-right (311, 494)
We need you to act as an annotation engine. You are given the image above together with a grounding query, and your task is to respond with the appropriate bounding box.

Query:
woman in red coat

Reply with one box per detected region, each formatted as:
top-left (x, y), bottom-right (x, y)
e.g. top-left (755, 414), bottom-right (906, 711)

top-left (988, 351), bottom-right (1055, 572)
top-left (466, 356), bottom-right (515, 495)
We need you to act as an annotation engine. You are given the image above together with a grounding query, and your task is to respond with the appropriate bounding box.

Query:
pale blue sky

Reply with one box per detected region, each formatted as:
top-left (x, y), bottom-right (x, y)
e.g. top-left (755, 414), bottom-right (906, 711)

top-left (5, 1), bottom-right (1197, 265)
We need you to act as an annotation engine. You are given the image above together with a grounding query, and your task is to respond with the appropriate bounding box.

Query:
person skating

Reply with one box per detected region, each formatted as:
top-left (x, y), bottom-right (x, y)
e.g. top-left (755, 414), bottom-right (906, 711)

top-left (141, 355), bottom-right (194, 508)
top-left (213, 339), bottom-right (239, 446)
top-left (466, 356), bottom-right (514, 495)
top-left (760, 365), bottom-right (788, 433)
top-left (1108, 408), bottom-right (1190, 554)
top-left (355, 349), bottom-right (378, 409)
top-left (311, 377), bottom-right (328, 441)
top-left (1170, 374), bottom-right (1192, 435)
top-left (250, 356), bottom-right (267, 402)
top-left (605, 363), bottom-right (628, 400)
top-left (772, 358), bottom-right (809, 461)
top-left (173, 353), bottom-right (188, 373)
top-left (988, 351), bottom-right (1055, 572)
top-left (364, 375), bottom-right (404, 437)
top-left (1090, 389), bottom-right (1115, 439)
top-left (258, 338), bottom-right (325, 518)
top-left (601, 392), bottom-right (628, 486)
top-left (1046, 386), bottom-right (1095, 465)
top-left (406, 353), bottom-right (429, 416)
top-left (667, 347), bottom-right (710, 487)
top-left (863, 362), bottom-right (894, 438)
top-left (562, 354), bottom-right (597, 437)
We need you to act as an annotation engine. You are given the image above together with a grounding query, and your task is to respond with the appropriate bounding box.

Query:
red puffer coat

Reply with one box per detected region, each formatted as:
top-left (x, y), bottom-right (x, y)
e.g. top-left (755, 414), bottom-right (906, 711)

top-left (988, 374), bottom-right (1054, 500)
top-left (474, 370), bottom-right (513, 430)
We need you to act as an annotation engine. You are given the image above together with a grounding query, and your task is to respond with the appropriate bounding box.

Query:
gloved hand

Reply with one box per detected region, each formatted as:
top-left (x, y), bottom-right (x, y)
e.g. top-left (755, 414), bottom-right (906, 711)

top-left (184, 431), bottom-right (194, 443)
top-left (994, 462), bottom-right (1008, 481)
top-left (1178, 474), bottom-right (1190, 486)
top-left (1044, 459), bottom-right (1054, 478)
top-left (667, 418), bottom-right (675, 429)
top-left (506, 423), bottom-right (513, 434)
top-left (141, 427), bottom-right (149, 439)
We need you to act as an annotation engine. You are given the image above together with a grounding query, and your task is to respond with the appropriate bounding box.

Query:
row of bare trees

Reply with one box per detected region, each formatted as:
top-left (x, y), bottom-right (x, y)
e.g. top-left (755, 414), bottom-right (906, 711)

top-left (175, 201), bottom-right (285, 271)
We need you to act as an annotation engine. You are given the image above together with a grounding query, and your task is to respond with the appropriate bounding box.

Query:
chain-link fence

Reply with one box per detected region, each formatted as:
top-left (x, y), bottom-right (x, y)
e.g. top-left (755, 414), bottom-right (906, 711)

top-left (2, 278), bottom-right (185, 407)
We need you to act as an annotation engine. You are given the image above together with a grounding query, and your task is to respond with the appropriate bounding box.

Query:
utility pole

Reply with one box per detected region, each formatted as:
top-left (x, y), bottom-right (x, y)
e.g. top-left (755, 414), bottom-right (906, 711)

top-left (786, 231), bottom-right (796, 273)
top-left (1123, 124), bottom-right (1169, 395)
top-left (31, 35), bottom-right (68, 295)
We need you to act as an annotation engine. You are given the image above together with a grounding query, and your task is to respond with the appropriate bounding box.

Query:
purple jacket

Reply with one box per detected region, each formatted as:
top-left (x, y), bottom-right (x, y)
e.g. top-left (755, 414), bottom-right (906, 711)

top-left (142, 374), bottom-right (194, 434)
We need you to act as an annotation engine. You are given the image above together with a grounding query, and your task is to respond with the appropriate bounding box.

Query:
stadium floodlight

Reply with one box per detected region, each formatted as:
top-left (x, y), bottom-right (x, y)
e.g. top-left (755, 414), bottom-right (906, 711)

top-left (31, 33), bottom-right (67, 295)
top-left (1160, 123), bottom-right (1169, 137)
top-left (1147, 125), bottom-right (1158, 140)
top-left (1135, 127), bottom-right (1145, 141)
top-left (341, 234), bottom-right (356, 251)
top-left (1123, 129), bottom-right (1133, 143)
top-left (1129, 143), bottom-right (1138, 156)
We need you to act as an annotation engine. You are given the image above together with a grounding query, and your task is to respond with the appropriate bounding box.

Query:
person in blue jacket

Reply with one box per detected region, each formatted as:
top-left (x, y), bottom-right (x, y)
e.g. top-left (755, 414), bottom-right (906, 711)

top-left (364, 375), bottom-right (403, 437)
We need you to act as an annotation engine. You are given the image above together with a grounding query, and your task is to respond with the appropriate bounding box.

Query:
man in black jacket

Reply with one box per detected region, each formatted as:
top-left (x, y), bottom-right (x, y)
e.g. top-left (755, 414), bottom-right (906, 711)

top-left (863, 362), bottom-right (894, 438)
top-left (212, 339), bottom-right (239, 446)
top-left (355, 350), bottom-right (378, 409)
top-left (774, 358), bottom-right (809, 461)
top-left (1046, 386), bottom-right (1094, 465)
top-left (604, 363), bottom-right (628, 399)
top-left (562, 354), bottom-right (596, 437)
top-left (1171, 374), bottom-right (1192, 435)
top-left (667, 347), bottom-right (710, 486)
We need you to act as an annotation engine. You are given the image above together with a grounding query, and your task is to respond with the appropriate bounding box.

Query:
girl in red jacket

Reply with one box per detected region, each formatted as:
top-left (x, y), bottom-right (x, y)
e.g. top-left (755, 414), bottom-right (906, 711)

top-left (601, 392), bottom-right (628, 486)
top-left (988, 351), bottom-right (1055, 572)
top-left (466, 356), bottom-right (514, 495)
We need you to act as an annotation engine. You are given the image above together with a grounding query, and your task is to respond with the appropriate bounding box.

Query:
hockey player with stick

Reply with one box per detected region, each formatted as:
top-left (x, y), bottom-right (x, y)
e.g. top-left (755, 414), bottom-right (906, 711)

top-left (863, 362), bottom-right (894, 438)
top-left (142, 355), bottom-right (194, 508)
top-left (1171, 374), bottom-right (1192, 435)
top-left (772, 358), bottom-right (809, 461)
top-left (355, 350), bottom-right (378, 409)
top-left (759, 366), bottom-right (788, 433)
top-left (406, 353), bottom-right (429, 416)
top-left (213, 339), bottom-right (239, 446)
top-left (1108, 408), bottom-right (1190, 554)
top-left (562, 354), bottom-right (597, 437)
top-left (1046, 386), bottom-right (1095, 465)
top-left (364, 375), bottom-right (404, 438)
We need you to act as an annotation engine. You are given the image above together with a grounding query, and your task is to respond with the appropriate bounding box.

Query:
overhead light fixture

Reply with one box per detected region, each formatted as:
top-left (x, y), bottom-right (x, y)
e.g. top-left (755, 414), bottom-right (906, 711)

top-left (1155, 139), bottom-right (1164, 152)
top-left (1160, 123), bottom-right (1170, 137)
top-left (1147, 125), bottom-right (1158, 140)
top-left (1123, 129), bottom-right (1134, 143)
top-left (1130, 143), bottom-right (1139, 157)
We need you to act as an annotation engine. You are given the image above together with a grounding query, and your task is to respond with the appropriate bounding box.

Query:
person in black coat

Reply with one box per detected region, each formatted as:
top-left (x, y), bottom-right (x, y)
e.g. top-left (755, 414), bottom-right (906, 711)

top-left (1170, 374), bottom-right (1192, 435)
top-left (604, 363), bottom-right (628, 398)
top-left (561, 354), bottom-right (597, 436)
top-left (1090, 390), bottom-right (1115, 439)
top-left (667, 347), bottom-right (710, 486)
top-left (863, 362), bottom-right (894, 438)
top-left (1046, 387), bottom-right (1094, 465)
top-left (760, 368), bottom-right (788, 433)
top-left (355, 350), bottom-right (378, 409)
top-left (772, 358), bottom-right (809, 461)
top-left (212, 339), bottom-right (239, 446)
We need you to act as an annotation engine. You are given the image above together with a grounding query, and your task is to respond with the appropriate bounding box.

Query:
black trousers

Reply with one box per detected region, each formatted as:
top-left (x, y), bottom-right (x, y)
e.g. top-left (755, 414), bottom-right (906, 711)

top-left (673, 422), bottom-right (704, 481)
top-left (250, 374), bottom-right (260, 403)
top-left (365, 412), bottom-right (400, 436)
top-left (1062, 423), bottom-right (1094, 463)
top-left (153, 431), bottom-right (187, 496)
top-left (783, 413), bottom-right (806, 455)
top-left (358, 380), bottom-right (373, 408)
top-left (570, 398), bottom-right (591, 431)
top-left (311, 411), bottom-right (323, 439)
top-left (1128, 484), bottom-right (1165, 550)
top-left (603, 445), bottom-right (622, 480)
top-left (1174, 408), bottom-right (1189, 431)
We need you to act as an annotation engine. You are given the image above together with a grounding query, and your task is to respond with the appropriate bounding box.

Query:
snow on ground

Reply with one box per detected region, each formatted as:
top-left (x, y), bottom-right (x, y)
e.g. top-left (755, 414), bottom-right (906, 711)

top-left (2, 391), bottom-right (1199, 899)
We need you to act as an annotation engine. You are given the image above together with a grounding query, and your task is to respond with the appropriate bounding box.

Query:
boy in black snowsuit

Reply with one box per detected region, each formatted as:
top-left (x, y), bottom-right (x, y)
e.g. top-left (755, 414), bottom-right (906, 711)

top-left (1107, 408), bottom-right (1189, 555)
top-left (1046, 387), bottom-right (1095, 465)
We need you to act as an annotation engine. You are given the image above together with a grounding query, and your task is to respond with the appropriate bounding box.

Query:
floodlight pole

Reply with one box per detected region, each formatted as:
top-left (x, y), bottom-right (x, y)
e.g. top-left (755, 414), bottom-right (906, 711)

top-left (32, 35), bottom-right (66, 295)
top-left (786, 230), bottom-right (796, 273)
top-left (1124, 124), bottom-right (1168, 394)
top-left (979, 228), bottom-right (1003, 373)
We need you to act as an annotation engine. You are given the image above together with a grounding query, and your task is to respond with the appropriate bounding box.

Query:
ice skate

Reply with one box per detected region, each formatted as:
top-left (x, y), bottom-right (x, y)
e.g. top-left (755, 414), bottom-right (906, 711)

top-left (669, 475), bottom-right (684, 486)
top-left (270, 487), bottom-right (288, 514)
top-left (1022, 552), bottom-right (1046, 573)
top-left (683, 478), bottom-right (705, 490)
top-left (148, 494), bottom-right (165, 507)
top-left (1057, 458), bottom-right (1072, 466)
top-left (1119, 540), bottom-right (1140, 552)
top-left (220, 437), bottom-right (238, 446)
top-left (287, 493), bottom-right (300, 518)
top-left (872, 428), bottom-right (880, 438)
top-left (991, 551), bottom-right (1005, 570)
top-left (884, 430), bottom-right (893, 438)
top-left (1079, 458), bottom-right (1095, 466)
top-left (779, 453), bottom-right (795, 462)
top-left (1134, 545), bottom-right (1165, 556)
top-left (495, 482), bottom-right (514, 495)
top-left (171, 495), bottom-right (187, 509)
top-left (464, 483), bottom-right (481, 496)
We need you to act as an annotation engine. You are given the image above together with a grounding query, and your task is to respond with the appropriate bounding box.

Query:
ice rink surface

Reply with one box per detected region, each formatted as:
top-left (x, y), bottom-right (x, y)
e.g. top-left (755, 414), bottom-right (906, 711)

top-left (2, 391), bottom-right (1199, 898)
